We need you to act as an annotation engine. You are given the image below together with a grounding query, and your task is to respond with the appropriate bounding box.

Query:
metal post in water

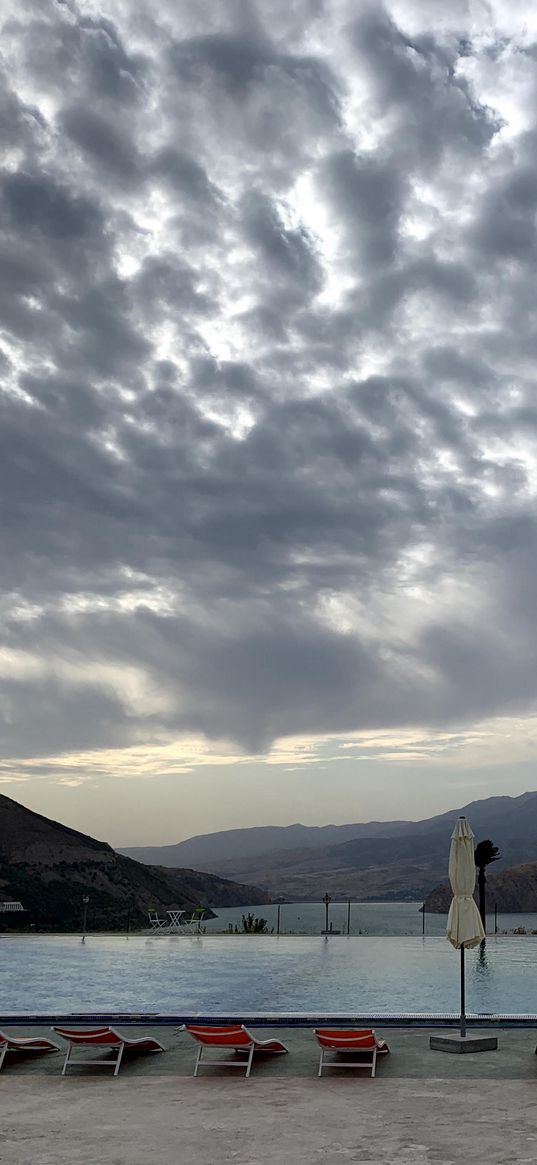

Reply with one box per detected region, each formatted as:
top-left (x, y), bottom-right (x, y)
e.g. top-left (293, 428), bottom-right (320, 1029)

top-left (460, 943), bottom-right (466, 1038)
top-left (347, 898), bottom-right (351, 936)
top-left (322, 892), bottom-right (332, 934)
top-left (494, 903), bottom-right (498, 934)
top-left (277, 902), bottom-right (281, 936)
top-left (422, 903), bottom-right (426, 936)
top-left (81, 895), bottom-right (89, 944)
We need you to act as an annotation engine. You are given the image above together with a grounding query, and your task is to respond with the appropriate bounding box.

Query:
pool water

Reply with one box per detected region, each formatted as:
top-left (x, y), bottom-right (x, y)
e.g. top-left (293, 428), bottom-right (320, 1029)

top-left (1, 934), bottom-right (536, 1015)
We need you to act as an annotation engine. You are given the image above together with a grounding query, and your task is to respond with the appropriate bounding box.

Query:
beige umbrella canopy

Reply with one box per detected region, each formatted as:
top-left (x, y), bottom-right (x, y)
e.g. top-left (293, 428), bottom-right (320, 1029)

top-left (447, 817), bottom-right (485, 950)
top-left (431, 816), bottom-right (498, 1052)
top-left (446, 816), bottom-right (484, 1038)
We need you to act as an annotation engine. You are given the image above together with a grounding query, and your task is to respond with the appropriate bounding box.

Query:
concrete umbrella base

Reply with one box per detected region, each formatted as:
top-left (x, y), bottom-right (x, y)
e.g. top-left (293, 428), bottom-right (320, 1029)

top-left (429, 1034), bottom-right (498, 1054)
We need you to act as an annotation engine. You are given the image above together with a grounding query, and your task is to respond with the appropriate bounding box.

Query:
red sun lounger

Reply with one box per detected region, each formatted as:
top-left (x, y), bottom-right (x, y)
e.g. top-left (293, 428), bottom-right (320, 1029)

top-left (314, 1028), bottom-right (390, 1078)
top-left (0, 1031), bottom-right (60, 1071)
top-left (52, 1026), bottom-right (164, 1076)
top-left (185, 1024), bottom-right (289, 1078)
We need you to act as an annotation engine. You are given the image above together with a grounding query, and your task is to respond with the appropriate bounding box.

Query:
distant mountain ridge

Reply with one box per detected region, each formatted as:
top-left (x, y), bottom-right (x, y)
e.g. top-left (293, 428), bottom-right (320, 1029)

top-left (119, 819), bottom-right (413, 867)
top-left (119, 792), bottom-right (537, 902)
top-left (0, 794), bottom-right (269, 931)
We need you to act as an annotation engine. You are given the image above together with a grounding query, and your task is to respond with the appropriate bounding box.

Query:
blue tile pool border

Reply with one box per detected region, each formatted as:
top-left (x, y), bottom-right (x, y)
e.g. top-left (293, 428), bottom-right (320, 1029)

top-left (2, 1012), bottom-right (537, 1028)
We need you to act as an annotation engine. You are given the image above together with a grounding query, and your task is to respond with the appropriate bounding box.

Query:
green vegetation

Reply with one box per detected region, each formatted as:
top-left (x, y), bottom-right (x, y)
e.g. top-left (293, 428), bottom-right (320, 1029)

top-left (227, 912), bottom-right (271, 934)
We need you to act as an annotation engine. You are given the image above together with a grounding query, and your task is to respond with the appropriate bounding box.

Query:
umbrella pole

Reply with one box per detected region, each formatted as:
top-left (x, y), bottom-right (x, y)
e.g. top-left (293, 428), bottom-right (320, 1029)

top-left (460, 943), bottom-right (466, 1038)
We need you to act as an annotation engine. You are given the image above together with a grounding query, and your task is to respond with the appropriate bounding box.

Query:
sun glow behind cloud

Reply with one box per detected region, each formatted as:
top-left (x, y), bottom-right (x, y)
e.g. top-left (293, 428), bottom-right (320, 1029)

top-left (4, 714), bottom-right (537, 792)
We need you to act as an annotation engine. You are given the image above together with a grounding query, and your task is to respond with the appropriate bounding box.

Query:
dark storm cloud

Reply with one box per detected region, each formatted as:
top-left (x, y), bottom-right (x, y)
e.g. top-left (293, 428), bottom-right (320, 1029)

top-left (241, 191), bottom-right (322, 292)
top-left (1, 0), bottom-right (536, 761)
top-left (468, 158), bottom-right (537, 261)
top-left (0, 72), bottom-right (46, 151)
top-left (320, 149), bottom-right (404, 267)
top-left (150, 148), bottom-right (222, 208)
top-left (347, 4), bottom-right (500, 167)
top-left (59, 105), bottom-right (142, 183)
top-left (167, 24), bottom-right (340, 121)
top-left (1, 170), bottom-right (104, 243)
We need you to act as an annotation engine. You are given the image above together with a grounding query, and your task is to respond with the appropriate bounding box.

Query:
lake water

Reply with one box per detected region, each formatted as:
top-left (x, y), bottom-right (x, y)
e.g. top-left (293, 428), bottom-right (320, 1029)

top-left (2, 931), bottom-right (537, 1016)
top-left (201, 901), bottom-right (537, 937)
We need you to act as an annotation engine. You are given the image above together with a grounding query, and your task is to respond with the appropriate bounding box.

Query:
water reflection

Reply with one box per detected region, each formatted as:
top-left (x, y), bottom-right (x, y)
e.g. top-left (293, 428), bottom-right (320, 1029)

top-left (475, 940), bottom-right (489, 976)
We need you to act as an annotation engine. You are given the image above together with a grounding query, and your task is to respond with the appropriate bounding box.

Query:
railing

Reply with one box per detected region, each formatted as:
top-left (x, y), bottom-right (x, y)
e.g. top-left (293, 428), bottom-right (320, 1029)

top-left (2, 1010), bottom-right (537, 1028)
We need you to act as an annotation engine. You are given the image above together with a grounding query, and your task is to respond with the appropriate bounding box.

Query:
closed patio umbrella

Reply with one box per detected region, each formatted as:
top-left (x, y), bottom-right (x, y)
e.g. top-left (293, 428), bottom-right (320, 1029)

top-left (447, 816), bottom-right (485, 1037)
top-left (431, 816), bottom-right (496, 1052)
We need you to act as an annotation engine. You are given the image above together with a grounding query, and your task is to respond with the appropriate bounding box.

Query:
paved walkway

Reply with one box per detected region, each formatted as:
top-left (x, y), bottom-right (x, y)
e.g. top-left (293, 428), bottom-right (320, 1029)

top-left (3, 1077), bottom-right (537, 1164)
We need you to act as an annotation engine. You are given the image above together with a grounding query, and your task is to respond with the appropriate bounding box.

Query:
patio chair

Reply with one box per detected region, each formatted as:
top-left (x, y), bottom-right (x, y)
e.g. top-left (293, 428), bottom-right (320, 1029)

top-left (185, 1024), bottom-right (288, 1078)
top-left (51, 1026), bottom-right (164, 1076)
top-left (314, 1028), bottom-right (390, 1078)
top-left (0, 1031), bottom-right (60, 1071)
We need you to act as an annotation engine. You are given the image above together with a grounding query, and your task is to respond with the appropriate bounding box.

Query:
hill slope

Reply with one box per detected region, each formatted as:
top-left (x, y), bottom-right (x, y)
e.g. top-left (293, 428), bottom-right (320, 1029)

top-left (0, 794), bottom-right (269, 931)
top-left (119, 792), bottom-right (537, 901)
top-left (423, 861), bottom-right (537, 914)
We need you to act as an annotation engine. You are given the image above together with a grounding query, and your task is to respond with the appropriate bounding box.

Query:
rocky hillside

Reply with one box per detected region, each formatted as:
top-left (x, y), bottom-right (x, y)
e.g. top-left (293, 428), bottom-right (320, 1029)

top-left (0, 794), bottom-right (269, 931)
top-left (423, 861), bottom-right (537, 914)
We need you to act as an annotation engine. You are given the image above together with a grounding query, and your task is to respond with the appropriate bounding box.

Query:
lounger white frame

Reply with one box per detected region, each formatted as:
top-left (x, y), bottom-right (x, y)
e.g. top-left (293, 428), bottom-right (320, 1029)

top-left (193, 1039), bottom-right (256, 1078)
top-left (317, 1042), bottom-right (378, 1078)
top-left (60, 1036), bottom-right (126, 1077)
top-left (53, 1027), bottom-right (164, 1077)
top-left (0, 1032), bottom-right (61, 1071)
top-left (315, 1030), bottom-right (389, 1078)
top-left (187, 1025), bottom-right (288, 1078)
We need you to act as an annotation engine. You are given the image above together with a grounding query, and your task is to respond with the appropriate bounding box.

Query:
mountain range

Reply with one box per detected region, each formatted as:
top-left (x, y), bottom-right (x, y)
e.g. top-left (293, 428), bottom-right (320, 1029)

top-left (120, 791), bottom-right (537, 901)
top-left (0, 794), bottom-right (269, 931)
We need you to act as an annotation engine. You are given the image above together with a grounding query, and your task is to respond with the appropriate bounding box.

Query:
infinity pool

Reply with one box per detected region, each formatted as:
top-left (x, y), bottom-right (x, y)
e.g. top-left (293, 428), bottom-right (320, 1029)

top-left (1, 935), bottom-right (536, 1015)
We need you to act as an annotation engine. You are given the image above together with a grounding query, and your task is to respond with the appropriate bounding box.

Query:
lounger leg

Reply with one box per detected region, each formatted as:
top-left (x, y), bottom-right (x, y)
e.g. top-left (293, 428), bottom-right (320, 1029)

top-left (0, 1045), bottom-right (7, 1071)
top-left (245, 1043), bottom-right (255, 1078)
top-left (318, 1049), bottom-right (324, 1078)
top-left (371, 1048), bottom-right (377, 1079)
top-left (193, 1044), bottom-right (203, 1078)
top-left (62, 1044), bottom-right (72, 1076)
top-left (113, 1043), bottom-right (125, 1077)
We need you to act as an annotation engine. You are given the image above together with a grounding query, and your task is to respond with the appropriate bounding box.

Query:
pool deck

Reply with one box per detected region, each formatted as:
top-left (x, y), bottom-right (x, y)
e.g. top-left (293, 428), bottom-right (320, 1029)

top-left (2, 1027), bottom-right (537, 1163)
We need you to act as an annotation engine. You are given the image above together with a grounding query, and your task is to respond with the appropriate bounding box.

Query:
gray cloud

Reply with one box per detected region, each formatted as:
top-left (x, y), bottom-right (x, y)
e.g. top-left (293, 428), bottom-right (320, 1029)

top-left (1, 0), bottom-right (536, 765)
top-left (347, 5), bottom-right (499, 168)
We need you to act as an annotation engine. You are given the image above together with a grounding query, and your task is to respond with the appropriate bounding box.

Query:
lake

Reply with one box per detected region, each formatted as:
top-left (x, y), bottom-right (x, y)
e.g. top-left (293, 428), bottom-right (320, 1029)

top-left (200, 900), bottom-right (536, 936)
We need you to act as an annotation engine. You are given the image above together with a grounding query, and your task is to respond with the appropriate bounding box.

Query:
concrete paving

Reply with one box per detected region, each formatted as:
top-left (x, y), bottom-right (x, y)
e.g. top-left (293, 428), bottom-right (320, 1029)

top-left (3, 1077), bottom-right (537, 1164)
top-left (2, 1028), bottom-right (537, 1163)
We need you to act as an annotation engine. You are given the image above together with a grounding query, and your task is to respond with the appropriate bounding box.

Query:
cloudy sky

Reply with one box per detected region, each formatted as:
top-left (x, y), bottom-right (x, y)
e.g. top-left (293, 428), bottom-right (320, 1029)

top-left (2, 0), bottom-right (537, 846)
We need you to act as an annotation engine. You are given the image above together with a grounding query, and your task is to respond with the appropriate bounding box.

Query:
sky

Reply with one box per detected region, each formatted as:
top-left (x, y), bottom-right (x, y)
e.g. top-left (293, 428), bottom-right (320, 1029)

top-left (2, 0), bottom-right (537, 846)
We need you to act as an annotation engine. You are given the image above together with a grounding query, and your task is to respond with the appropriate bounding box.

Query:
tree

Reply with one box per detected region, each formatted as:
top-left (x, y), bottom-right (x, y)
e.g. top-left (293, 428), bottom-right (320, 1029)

top-left (474, 839), bottom-right (501, 930)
